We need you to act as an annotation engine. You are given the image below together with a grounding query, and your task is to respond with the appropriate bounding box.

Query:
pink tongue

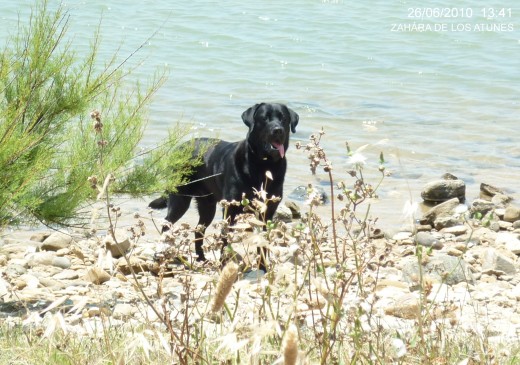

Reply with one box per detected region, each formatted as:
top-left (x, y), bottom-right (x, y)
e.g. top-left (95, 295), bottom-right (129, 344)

top-left (272, 142), bottom-right (285, 158)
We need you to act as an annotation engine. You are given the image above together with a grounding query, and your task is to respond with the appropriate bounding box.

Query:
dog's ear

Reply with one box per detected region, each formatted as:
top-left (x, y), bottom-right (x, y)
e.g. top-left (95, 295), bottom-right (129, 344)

top-left (242, 103), bottom-right (262, 128)
top-left (288, 108), bottom-right (299, 133)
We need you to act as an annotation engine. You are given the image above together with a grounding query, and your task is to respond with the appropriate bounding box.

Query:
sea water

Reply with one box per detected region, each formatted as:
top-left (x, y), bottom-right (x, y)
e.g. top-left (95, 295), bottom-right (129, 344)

top-left (2, 0), bottom-right (519, 227)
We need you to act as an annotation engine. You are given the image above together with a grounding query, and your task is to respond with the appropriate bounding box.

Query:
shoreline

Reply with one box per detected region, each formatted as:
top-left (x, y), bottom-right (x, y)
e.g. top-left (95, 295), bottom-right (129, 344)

top-left (1, 179), bottom-right (520, 362)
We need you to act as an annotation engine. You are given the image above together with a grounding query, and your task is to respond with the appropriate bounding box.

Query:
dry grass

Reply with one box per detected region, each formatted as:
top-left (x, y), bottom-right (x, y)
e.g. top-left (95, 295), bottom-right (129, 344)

top-left (2, 130), bottom-right (520, 365)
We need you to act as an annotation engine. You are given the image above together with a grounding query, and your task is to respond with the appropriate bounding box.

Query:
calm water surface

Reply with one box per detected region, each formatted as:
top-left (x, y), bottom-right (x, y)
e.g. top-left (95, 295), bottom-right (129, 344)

top-left (2, 1), bottom-right (519, 227)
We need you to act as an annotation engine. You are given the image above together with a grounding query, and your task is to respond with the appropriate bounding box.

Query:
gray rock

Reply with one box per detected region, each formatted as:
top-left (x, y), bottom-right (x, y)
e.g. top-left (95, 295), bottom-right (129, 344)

top-left (472, 227), bottom-right (497, 244)
top-left (274, 204), bottom-right (293, 223)
top-left (495, 232), bottom-right (520, 255)
top-left (421, 179), bottom-right (465, 203)
top-left (441, 225), bottom-right (468, 236)
top-left (41, 232), bottom-right (73, 251)
top-left (470, 199), bottom-right (495, 217)
top-left (491, 194), bottom-right (512, 207)
top-left (288, 185), bottom-right (328, 204)
top-left (51, 256), bottom-right (71, 269)
top-left (415, 231), bottom-right (440, 248)
top-left (489, 221), bottom-right (501, 232)
top-left (401, 253), bottom-right (474, 285)
top-left (434, 216), bottom-right (459, 230)
top-left (422, 198), bottom-right (461, 225)
top-left (5, 264), bottom-right (27, 277)
top-left (285, 201), bottom-right (301, 219)
top-left (513, 221), bottom-right (520, 230)
top-left (480, 183), bottom-right (503, 198)
top-left (504, 206), bottom-right (520, 223)
top-left (482, 248), bottom-right (517, 276)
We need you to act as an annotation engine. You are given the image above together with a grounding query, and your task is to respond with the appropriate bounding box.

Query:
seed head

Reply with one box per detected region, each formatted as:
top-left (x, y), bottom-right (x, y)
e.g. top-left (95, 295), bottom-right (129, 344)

top-left (282, 324), bottom-right (299, 365)
top-left (211, 261), bottom-right (239, 313)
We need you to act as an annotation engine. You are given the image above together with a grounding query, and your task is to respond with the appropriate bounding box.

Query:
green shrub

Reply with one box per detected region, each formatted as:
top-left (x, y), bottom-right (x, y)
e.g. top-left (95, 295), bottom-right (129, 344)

top-left (0, 1), bottom-right (191, 227)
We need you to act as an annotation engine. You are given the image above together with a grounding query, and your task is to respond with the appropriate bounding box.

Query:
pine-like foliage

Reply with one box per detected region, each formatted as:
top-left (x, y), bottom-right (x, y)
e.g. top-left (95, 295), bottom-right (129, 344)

top-left (0, 2), bottom-right (193, 226)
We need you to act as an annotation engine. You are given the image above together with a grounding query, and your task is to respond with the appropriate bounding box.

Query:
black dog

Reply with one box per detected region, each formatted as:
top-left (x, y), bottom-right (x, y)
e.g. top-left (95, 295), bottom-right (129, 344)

top-left (149, 103), bottom-right (299, 270)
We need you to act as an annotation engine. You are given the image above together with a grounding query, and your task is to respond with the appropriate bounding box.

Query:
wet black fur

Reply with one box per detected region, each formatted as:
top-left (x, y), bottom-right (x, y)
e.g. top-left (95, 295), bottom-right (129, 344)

top-left (149, 103), bottom-right (299, 270)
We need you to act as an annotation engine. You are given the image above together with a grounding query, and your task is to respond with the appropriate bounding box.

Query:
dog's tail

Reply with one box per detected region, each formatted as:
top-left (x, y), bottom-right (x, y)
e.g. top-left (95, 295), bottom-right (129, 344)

top-left (149, 197), bottom-right (168, 210)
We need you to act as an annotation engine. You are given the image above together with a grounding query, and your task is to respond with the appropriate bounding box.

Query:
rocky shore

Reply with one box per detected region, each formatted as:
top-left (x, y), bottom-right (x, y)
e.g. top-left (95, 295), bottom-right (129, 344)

top-left (1, 175), bottom-right (520, 352)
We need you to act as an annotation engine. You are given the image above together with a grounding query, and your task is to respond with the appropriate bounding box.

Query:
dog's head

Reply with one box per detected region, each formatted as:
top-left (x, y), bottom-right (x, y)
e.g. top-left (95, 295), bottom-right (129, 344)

top-left (241, 103), bottom-right (299, 162)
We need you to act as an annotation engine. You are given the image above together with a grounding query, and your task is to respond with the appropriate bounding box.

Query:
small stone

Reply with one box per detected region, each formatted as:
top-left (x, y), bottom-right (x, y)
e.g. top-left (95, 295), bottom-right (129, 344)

top-left (489, 222), bottom-right (501, 232)
top-left (504, 206), bottom-right (520, 223)
top-left (117, 257), bottom-right (148, 275)
top-left (514, 221), bottom-right (520, 230)
top-left (480, 183), bottom-right (503, 198)
top-left (415, 231), bottom-right (439, 248)
top-left (30, 232), bottom-right (51, 242)
top-left (495, 208), bottom-right (506, 218)
top-left (39, 277), bottom-right (65, 288)
top-left (104, 230), bottom-right (131, 259)
top-left (491, 194), bottom-right (512, 207)
top-left (470, 199), bottom-right (495, 217)
top-left (26, 252), bottom-right (70, 269)
top-left (482, 248), bottom-right (516, 276)
top-left (392, 232), bottom-right (412, 241)
top-left (51, 256), bottom-right (71, 269)
top-left (18, 274), bottom-right (39, 290)
top-left (384, 294), bottom-right (420, 319)
top-left (447, 248), bottom-right (463, 257)
top-left (401, 253), bottom-right (474, 285)
top-left (499, 221), bottom-right (513, 230)
top-left (434, 216), bottom-right (459, 230)
top-left (27, 252), bottom-right (54, 266)
top-left (5, 264), bottom-right (27, 277)
top-left (41, 232), bottom-right (73, 251)
top-left (53, 269), bottom-right (80, 280)
top-left (415, 224), bottom-right (433, 232)
top-left (453, 243), bottom-right (468, 252)
top-left (375, 279), bottom-right (409, 292)
top-left (112, 303), bottom-right (138, 319)
top-left (285, 201), bottom-right (301, 219)
top-left (288, 185), bottom-right (328, 204)
top-left (274, 204), bottom-right (293, 223)
top-left (421, 179), bottom-right (465, 203)
top-left (495, 232), bottom-right (520, 254)
top-left (422, 198), bottom-right (461, 226)
top-left (441, 225), bottom-right (468, 236)
top-left (84, 267), bottom-right (111, 285)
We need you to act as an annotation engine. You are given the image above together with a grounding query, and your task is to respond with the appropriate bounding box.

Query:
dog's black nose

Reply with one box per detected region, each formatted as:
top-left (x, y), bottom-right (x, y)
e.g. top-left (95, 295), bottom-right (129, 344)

top-left (272, 127), bottom-right (284, 137)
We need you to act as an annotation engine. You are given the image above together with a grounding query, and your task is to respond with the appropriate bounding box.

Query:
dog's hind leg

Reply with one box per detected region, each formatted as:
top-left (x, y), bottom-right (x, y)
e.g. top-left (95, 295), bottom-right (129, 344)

top-left (164, 194), bottom-right (192, 228)
top-left (194, 196), bottom-right (217, 261)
